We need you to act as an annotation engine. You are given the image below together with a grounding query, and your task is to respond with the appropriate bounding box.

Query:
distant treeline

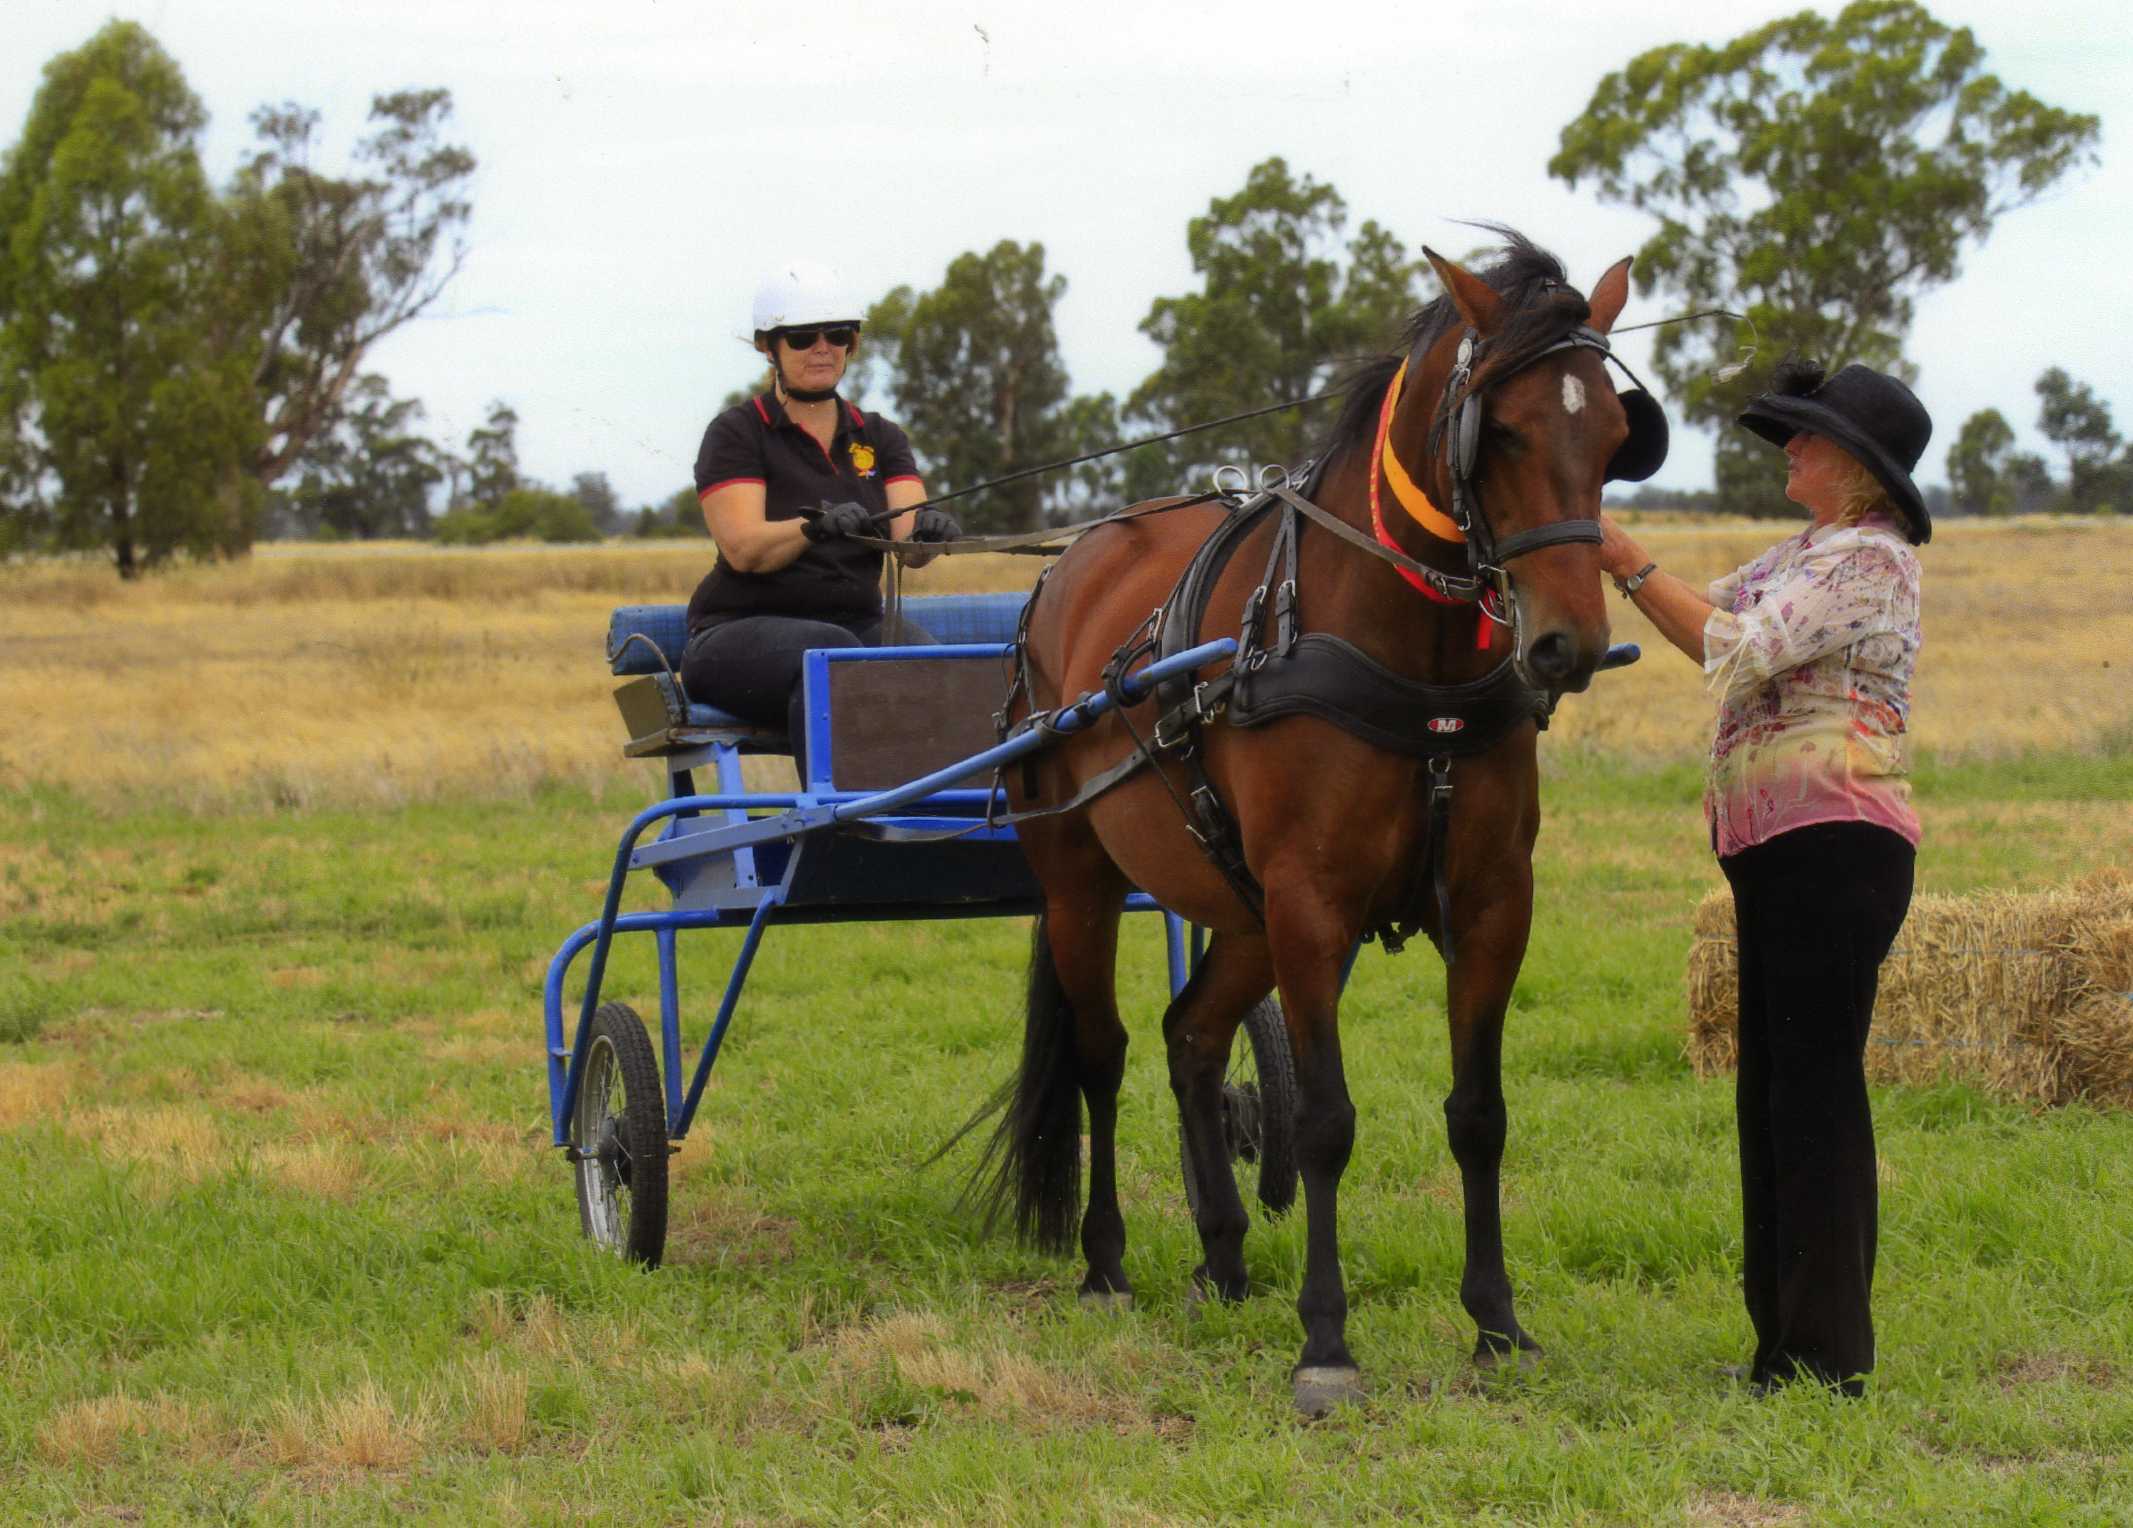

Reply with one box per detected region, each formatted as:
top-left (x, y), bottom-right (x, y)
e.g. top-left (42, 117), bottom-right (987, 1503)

top-left (0, 7), bottom-right (2112, 575)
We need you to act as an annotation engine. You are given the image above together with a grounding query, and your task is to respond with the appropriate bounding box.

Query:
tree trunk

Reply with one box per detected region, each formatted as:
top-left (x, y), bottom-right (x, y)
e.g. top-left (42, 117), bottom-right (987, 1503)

top-left (110, 457), bottom-right (137, 580)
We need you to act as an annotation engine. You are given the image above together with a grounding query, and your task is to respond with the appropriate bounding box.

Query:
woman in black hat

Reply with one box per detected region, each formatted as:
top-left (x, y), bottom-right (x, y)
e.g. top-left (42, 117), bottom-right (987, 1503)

top-left (1598, 361), bottom-right (1932, 1396)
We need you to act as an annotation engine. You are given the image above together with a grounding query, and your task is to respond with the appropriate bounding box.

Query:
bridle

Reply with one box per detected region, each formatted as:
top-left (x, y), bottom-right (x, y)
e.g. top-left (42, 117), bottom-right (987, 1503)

top-left (1372, 306), bottom-right (1665, 624)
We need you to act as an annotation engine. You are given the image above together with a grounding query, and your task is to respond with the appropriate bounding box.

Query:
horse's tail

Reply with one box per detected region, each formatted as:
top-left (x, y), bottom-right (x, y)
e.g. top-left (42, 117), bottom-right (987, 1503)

top-left (935, 914), bottom-right (1083, 1253)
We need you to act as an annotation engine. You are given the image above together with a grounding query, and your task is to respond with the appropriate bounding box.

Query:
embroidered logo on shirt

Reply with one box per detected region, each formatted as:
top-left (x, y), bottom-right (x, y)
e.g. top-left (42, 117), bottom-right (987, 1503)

top-left (848, 442), bottom-right (878, 478)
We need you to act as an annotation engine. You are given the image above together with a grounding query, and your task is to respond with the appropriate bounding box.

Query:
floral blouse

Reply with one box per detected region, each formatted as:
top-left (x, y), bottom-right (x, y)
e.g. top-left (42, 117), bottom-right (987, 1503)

top-left (1700, 512), bottom-right (1922, 858)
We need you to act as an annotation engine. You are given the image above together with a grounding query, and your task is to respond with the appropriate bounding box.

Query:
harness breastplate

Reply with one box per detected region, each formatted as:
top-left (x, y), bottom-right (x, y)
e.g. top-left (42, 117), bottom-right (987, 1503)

top-left (1229, 634), bottom-right (1543, 756)
top-left (1151, 474), bottom-right (1550, 758)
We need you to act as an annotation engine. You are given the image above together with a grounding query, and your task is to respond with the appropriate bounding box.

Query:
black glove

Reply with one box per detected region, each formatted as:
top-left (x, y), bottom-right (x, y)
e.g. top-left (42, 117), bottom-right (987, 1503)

top-left (910, 508), bottom-right (962, 544)
top-left (802, 500), bottom-right (873, 543)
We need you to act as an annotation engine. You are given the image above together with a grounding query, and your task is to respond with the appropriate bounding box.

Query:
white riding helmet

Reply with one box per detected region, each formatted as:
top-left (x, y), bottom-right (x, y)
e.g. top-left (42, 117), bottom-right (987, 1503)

top-left (751, 260), bottom-right (863, 336)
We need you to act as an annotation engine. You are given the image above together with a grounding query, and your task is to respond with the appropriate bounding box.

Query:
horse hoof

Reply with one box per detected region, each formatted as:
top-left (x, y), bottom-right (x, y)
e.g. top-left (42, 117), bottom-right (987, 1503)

top-left (1472, 1340), bottom-right (1543, 1374)
top-left (1292, 1365), bottom-right (1365, 1417)
top-left (1077, 1289), bottom-right (1133, 1313)
top-left (1185, 1269), bottom-right (1247, 1310)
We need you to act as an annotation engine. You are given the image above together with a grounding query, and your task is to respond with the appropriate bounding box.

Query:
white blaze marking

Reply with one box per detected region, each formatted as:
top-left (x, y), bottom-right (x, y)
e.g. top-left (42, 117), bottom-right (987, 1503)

top-left (1561, 375), bottom-right (1587, 415)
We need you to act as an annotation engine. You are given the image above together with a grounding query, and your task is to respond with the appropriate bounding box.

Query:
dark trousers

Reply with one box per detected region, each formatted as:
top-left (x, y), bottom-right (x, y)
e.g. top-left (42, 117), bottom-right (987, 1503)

top-left (1719, 821), bottom-right (1914, 1395)
top-left (679, 612), bottom-right (935, 773)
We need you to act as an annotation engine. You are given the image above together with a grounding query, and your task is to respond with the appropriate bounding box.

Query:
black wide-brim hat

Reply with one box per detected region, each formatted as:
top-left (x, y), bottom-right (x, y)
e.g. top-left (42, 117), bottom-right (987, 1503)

top-left (1737, 361), bottom-right (1933, 544)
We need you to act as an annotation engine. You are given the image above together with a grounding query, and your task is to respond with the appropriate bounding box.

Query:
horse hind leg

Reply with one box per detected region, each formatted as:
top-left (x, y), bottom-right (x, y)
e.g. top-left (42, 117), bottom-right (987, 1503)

top-left (1164, 931), bottom-right (1275, 1304)
top-left (1049, 889), bottom-right (1136, 1307)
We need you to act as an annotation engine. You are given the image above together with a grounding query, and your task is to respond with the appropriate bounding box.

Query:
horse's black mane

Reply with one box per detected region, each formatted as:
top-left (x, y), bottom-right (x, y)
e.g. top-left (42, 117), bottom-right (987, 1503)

top-left (1317, 226), bottom-right (1590, 466)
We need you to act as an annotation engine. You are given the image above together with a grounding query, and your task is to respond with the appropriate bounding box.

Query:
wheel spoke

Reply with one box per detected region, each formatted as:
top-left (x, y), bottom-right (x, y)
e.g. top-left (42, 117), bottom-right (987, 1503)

top-left (569, 1003), bottom-right (670, 1267)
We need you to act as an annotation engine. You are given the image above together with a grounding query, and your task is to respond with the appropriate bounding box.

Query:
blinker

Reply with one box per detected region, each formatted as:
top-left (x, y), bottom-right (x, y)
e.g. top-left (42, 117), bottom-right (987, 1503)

top-left (1605, 388), bottom-right (1669, 483)
top-left (1455, 395), bottom-right (1484, 482)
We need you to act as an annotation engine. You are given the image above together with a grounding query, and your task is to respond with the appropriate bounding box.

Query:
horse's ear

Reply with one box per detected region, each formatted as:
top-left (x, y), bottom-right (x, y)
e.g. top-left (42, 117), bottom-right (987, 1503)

top-left (1423, 247), bottom-right (1505, 337)
top-left (1586, 255), bottom-right (1633, 335)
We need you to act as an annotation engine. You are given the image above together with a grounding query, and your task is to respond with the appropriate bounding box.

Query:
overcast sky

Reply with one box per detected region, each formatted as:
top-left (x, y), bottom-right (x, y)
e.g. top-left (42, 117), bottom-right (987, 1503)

top-left (6, 0), bottom-right (2128, 508)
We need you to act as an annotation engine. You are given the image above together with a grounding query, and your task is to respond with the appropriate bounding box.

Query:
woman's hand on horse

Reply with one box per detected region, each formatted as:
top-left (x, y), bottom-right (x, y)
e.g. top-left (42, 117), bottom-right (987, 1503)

top-left (803, 500), bottom-right (875, 542)
top-left (1597, 513), bottom-right (1648, 580)
top-left (910, 508), bottom-right (962, 544)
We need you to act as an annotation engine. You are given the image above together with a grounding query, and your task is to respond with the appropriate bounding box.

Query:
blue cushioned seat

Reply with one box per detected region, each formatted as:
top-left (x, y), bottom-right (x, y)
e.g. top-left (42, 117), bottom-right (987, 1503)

top-left (607, 605), bottom-right (695, 676)
top-left (608, 592), bottom-right (1032, 750)
top-left (607, 592), bottom-right (1028, 676)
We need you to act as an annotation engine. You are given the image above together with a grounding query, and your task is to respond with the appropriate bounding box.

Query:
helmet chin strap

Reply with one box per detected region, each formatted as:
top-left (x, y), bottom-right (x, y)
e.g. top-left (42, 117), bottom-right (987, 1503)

top-left (772, 352), bottom-right (840, 406)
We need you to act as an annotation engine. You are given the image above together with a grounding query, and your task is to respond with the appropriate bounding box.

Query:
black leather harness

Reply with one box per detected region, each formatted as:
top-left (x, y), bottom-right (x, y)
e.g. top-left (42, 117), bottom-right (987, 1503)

top-left (998, 308), bottom-right (1667, 954)
top-left (1137, 472), bottom-right (1556, 949)
top-left (996, 473), bottom-right (1556, 950)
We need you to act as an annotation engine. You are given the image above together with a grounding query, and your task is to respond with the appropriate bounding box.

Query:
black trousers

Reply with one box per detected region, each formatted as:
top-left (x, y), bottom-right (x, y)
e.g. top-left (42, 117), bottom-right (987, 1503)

top-left (679, 612), bottom-right (935, 774)
top-left (1719, 821), bottom-right (1914, 1395)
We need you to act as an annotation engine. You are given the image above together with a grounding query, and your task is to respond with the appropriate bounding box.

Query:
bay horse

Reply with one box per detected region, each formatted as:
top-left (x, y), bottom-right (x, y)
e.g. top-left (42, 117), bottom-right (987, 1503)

top-left (969, 232), bottom-right (1666, 1414)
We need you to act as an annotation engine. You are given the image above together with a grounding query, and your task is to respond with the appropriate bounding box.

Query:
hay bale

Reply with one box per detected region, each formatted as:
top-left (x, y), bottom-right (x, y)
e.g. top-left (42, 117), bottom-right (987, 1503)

top-left (1684, 870), bottom-right (2133, 1109)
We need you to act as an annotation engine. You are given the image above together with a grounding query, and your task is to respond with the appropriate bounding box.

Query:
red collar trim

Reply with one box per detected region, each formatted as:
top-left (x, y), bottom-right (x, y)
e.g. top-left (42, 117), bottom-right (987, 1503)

top-left (1370, 363), bottom-right (1462, 607)
top-left (1368, 362), bottom-right (1497, 648)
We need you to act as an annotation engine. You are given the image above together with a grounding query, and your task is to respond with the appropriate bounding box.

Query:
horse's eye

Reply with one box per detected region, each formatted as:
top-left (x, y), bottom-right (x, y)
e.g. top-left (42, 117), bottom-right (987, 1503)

top-left (1485, 421), bottom-right (1525, 458)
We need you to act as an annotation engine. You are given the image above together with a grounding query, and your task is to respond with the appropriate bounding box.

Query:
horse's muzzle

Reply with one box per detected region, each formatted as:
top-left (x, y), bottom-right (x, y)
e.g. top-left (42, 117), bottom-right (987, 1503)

top-left (1522, 630), bottom-right (1600, 694)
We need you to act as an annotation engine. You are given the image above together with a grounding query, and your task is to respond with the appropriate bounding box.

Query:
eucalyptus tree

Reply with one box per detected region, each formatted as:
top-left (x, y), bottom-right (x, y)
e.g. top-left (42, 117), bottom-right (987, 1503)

top-left (287, 373), bottom-right (443, 539)
top-left (2035, 368), bottom-right (2128, 513)
top-left (1125, 158), bottom-right (1429, 499)
top-left (1550, 0), bottom-right (2099, 514)
top-left (1946, 408), bottom-right (2017, 517)
top-left (866, 240), bottom-right (1075, 532)
top-left (227, 89), bottom-right (475, 490)
top-left (0, 21), bottom-right (257, 574)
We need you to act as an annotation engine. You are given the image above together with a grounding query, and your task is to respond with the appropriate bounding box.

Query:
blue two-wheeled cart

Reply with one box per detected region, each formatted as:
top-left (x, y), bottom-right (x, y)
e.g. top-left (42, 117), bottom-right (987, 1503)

top-left (541, 593), bottom-right (1302, 1266)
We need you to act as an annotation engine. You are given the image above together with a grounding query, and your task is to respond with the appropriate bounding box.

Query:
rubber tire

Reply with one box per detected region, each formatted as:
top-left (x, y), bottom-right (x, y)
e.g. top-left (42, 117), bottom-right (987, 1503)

top-left (572, 1001), bottom-right (669, 1268)
top-left (1180, 996), bottom-right (1299, 1218)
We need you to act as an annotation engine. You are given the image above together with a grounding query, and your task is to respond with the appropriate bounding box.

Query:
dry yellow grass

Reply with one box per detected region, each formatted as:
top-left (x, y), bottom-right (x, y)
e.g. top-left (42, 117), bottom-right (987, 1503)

top-left (457, 1354), bottom-right (531, 1455)
top-left (2, 520), bottom-right (2127, 810)
top-left (64, 1104), bottom-right (222, 1184)
top-left (0, 539), bottom-right (1020, 810)
top-left (254, 1138), bottom-right (368, 1201)
top-left (821, 1310), bottom-right (1143, 1431)
top-left (0, 1059), bottom-right (74, 1128)
top-left (35, 1389), bottom-right (216, 1469)
top-left (268, 1376), bottom-right (433, 1473)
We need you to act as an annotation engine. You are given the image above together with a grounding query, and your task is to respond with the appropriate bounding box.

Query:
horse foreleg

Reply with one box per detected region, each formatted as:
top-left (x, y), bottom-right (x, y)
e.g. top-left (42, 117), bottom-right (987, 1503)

top-left (1267, 895), bottom-right (1364, 1414)
top-left (1443, 879), bottom-right (1542, 1367)
top-left (1163, 932), bottom-right (1274, 1303)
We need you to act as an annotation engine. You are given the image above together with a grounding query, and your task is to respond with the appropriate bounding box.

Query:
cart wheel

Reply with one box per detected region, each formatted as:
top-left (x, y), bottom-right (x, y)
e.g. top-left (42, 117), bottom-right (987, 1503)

top-left (1180, 996), bottom-right (1298, 1219)
top-left (572, 1001), bottom-right (669, 1268)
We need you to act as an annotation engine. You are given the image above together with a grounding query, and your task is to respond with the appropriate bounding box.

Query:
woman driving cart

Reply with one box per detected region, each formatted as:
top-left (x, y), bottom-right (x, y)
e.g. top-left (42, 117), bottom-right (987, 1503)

top-left (679, 260), bottom-right (960, 760)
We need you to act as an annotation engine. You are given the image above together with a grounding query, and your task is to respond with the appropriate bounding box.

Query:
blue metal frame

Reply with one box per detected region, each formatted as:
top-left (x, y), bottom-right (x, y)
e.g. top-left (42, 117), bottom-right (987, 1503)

top-left (545, 628), bottom-right (1646, 1150)
top-left (543, 636), bottom-right (1236, 1147)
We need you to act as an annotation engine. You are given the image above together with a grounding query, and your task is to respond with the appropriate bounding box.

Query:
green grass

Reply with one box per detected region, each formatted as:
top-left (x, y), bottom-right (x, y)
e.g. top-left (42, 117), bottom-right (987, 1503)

top-left (2, 758), bottom-right (2130, 1523)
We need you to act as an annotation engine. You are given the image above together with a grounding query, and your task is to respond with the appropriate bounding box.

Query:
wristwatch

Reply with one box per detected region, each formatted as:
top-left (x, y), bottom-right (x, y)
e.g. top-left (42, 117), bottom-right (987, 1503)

top-left (1615, 561), bottom-right (1658, 599)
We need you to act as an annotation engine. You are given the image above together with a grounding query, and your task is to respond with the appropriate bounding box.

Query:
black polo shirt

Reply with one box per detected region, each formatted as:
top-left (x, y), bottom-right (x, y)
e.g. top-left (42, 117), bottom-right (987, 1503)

top-left (686, 392), bottom-right (922, 634)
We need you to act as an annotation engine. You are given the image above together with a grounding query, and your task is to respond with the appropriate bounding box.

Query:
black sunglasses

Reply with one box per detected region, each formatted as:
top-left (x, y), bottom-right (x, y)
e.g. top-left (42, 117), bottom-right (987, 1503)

top-left (778, 326), bottom-right (856, 351)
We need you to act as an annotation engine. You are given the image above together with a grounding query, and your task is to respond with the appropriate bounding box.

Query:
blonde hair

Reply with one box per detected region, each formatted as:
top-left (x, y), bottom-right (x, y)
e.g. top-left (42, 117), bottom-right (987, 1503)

top-left (1829, 450), bottom-right (1893, 529)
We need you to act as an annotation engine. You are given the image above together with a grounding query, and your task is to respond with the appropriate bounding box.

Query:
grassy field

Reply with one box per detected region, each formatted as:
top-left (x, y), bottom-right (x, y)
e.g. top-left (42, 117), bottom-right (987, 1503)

top-left (3, 516), bottom-right (2129, 810)
top-left (2, 526), bottom-right (2130, 1521)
